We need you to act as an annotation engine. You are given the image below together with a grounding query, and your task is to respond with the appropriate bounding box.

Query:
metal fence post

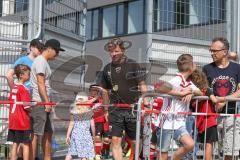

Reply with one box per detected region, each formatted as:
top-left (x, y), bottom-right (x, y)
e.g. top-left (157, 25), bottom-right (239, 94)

top-left (135, 97), bottom-right (143, 160)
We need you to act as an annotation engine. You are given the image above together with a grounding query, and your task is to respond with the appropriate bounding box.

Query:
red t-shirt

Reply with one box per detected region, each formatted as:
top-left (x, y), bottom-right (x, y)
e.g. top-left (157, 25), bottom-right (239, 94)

top-left (192, 89), bottom-right (217, 133)
top-left (8, 84), bottom-right (31, 130)
top-left (91, 97), bottom-right (106, 123)
top-left (151, 97), bottom-right (163, 131)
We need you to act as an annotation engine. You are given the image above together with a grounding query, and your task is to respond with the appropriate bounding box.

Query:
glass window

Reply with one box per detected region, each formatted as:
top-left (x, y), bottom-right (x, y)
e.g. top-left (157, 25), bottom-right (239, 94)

top-left (189, 0), bottom-right (210, 24)
top-left (176, 0), bottom-right (189, 26)
top-left (211, 0), bottom-right (225, 21)
top-left (128, 0), bottom-right (144, 33)
top-left (0, 0), bottom-right (2, 17)
top-left (154, 0), bottom-right (175, 31)
top-left (86, 11), bottom-right (92, 40)
top-left (45, 0), bottom-right (55, 5)
top-left (103, 6), bottom-right (116, 37)
top-left (117, 4), bottom-right (124, 35)
top-left (15, 0), bottom-right (28, 13)
top-left (92, 10), bottom-right (99, 39)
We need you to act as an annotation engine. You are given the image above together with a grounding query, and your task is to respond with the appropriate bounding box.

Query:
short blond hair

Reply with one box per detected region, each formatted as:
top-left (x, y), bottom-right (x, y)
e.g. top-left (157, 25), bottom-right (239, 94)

top-left (177, 54), bottom-right (193, 72)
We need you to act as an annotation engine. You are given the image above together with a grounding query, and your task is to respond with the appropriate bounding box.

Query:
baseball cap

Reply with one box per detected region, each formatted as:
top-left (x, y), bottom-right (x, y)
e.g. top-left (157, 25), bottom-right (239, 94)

top-left (45, 39), bottom-right (65, 52)
top-left (30, 38), bottom-right (44, 50)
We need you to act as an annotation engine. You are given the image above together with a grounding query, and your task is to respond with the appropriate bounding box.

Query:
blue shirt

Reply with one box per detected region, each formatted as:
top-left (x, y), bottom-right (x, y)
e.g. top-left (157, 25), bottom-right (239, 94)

top-left (12, 55), bottom-right (33, 90)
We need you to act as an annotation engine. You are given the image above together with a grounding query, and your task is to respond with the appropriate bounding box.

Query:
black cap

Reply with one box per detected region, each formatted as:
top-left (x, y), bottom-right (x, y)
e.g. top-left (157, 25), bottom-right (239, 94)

top-left (30, 38), bottom-right (44, 50)
top-left (45, 39), bottom-right (65, 52)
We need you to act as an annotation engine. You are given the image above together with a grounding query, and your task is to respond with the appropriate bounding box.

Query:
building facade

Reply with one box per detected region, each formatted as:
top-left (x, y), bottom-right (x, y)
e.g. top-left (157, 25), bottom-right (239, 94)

top-left (86, 0), bottom-right (240, 83)
top-left (0, 0), bottom-right (86, 157)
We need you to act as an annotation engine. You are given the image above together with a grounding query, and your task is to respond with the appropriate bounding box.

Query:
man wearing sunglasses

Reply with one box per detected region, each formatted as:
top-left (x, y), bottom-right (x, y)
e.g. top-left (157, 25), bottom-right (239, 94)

top-left (203, 37), bottom-right (240, 160)
top-left (30, 39), bottom-right (65, 160)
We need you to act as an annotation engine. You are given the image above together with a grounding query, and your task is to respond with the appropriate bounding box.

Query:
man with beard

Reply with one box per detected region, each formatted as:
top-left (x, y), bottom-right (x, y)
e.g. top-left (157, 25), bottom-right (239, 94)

top-left (203, 37), bottom-right (240, 160)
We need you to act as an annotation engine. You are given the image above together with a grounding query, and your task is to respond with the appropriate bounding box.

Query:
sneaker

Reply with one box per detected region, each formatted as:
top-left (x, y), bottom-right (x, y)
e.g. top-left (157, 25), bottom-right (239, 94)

top-left (95, 154), bottom-right (102, 160)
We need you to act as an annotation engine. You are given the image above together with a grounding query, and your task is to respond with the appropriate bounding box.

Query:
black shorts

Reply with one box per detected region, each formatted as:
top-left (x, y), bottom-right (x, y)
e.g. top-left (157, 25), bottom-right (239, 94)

top-left (7, 129), bottom-right (31, 143)
top-left (95, 123), bottom-right (110, 137)
top-left (151, 130), bottom-right (157, 144)
top-left (198, 125), bottom-right (218, 143)
top-left (108, 108), bottom-right (141, 140)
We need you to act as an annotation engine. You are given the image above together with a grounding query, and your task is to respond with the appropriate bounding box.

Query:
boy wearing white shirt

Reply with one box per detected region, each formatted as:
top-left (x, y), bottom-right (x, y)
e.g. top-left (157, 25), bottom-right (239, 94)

top-left (155, 54), bottom-right (202, 160)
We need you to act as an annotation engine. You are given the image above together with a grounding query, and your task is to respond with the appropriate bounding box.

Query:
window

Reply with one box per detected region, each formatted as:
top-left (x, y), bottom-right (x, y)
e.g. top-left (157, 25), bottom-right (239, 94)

top-left (117, 5), bottom-right (124, 34)
top-left (128, 0), bottom-right (144, 33)
top-left (92, 10), bottom-right (99, 39)
top-left (14, 0), bottom-right (28, 13)
top-left (154, 0), bottom-right (175, 30)
top-left (176, 0), bottom-right (189, 26)
top-left (103, 6), bottom-right (116, 37)
top-left (86, 11), bottom-right (92, 40)
top-left (45, 0), bottom-right (55, 5)
top-left (154, 0), bottom-right (226, 31)
top-left (210, 0), bottom-right (225, 21)
top-left (189, 0), bottom-right (210, 25)
top-left (0, 0), bottom-right (2, 17)
top-left (86, 0), bottom-right (146, 40)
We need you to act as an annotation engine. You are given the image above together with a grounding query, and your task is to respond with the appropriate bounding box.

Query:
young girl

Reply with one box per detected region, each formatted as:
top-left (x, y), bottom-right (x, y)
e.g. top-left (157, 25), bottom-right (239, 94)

top-left (190, 69), bottom-right (225, 160)
top-left (65, 93), bottom-right (96, 160)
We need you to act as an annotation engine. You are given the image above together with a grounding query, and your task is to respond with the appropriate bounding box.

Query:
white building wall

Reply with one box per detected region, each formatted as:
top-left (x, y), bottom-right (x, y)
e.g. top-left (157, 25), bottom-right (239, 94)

top-left (150, 40), bottom-right (211, 82)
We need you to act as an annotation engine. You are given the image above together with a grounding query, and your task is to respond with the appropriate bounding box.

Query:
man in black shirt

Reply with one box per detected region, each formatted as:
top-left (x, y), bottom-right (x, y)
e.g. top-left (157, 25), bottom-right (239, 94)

top-left (100, 38), bottom-right (147, 160)
top-left (203, 37), bottom-right (240, 160)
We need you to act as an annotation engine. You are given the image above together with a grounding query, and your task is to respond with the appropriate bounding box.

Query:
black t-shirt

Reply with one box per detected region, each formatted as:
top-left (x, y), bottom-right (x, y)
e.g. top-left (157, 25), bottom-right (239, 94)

top-left (100, 57), bottom-right (145, 104)
top-left (203, 61), bottom-right (240, 113)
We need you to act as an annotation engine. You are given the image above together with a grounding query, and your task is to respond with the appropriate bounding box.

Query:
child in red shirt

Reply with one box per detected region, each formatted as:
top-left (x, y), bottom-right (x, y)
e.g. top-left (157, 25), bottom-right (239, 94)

top-left (190, 69), bottom-right (225, 160)
top-left (89, 85), bottom-right (111, 159)
top-left (7, 64), bottom-right (32, 160)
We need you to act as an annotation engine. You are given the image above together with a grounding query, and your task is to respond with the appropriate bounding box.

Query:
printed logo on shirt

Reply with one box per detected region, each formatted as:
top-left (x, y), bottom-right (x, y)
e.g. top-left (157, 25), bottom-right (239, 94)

top-left (115, 67), bottom-right (121, 73)
top-left (211, 75), bottom-right (236, 96)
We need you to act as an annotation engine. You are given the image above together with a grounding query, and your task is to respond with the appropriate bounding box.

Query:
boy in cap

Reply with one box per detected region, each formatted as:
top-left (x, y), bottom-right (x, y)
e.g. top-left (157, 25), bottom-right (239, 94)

top-left (30, 39), bottom-right (65, 160)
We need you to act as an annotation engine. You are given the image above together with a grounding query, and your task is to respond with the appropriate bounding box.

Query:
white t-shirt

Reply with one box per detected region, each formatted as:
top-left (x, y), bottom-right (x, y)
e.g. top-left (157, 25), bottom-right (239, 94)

top-left (159, 73), bottom-right (199, 130)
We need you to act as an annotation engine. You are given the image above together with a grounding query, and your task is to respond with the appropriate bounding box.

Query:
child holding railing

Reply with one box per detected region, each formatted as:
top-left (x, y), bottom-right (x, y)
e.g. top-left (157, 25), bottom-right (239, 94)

top-left (155, 54), bottom-right (202, 160)
top-left (190, 69), bottom-right (225, 160)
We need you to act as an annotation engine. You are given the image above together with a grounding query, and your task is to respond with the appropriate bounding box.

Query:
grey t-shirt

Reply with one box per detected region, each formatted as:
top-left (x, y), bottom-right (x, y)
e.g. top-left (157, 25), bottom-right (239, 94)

top-left (30, 55), bottom-right (51, 102)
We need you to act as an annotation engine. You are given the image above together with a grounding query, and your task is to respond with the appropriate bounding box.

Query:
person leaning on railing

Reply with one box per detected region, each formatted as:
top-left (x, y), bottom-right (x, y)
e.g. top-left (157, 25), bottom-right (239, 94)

top-left (154, 54), bottom-right (202, 160)
top-left (203, 37), bottom-right (240, 160)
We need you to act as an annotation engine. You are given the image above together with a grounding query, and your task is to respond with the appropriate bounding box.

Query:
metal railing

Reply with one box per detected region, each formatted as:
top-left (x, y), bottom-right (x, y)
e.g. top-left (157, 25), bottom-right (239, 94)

top-left (135, 93), bottom-right (240, 160)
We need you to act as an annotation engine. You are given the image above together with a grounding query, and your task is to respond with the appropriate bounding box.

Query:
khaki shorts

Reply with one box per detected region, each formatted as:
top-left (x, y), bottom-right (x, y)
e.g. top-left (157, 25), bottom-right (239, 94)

top-left (217, 116), bottom-right (240, 156)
